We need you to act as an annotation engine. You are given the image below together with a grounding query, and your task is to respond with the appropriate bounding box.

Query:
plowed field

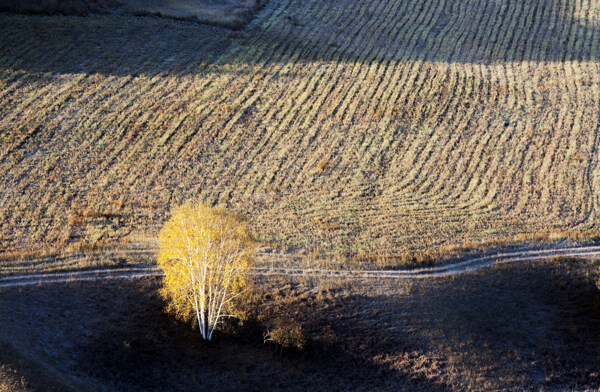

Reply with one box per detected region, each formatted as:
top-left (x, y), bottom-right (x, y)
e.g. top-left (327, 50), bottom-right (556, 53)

top-left (1, 0), bottom-right (600, 258)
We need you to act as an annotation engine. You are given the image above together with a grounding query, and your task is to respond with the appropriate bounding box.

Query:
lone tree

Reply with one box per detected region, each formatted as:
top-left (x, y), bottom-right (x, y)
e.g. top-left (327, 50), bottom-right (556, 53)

top-left (158, 201), bottom-right (254, 341)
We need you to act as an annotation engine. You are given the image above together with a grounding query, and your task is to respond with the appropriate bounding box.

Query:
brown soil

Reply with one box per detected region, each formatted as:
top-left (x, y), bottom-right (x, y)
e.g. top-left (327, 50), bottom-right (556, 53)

top-left (0, 257), bottom-right (599, 391)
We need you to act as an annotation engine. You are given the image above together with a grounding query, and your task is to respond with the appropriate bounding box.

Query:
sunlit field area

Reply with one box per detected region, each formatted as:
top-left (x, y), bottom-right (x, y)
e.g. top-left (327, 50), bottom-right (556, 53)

top-left (1, 0), bottom-right (600, 264)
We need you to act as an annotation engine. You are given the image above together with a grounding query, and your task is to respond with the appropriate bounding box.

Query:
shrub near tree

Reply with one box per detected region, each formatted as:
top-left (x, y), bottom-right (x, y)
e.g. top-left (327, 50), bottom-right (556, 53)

top-left (158, 201), bottom-right (254, 341)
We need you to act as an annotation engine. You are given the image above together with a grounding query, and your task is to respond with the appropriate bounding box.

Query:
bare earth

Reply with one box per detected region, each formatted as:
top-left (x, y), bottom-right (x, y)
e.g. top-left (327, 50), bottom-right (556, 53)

top-left (0, 256), bottom-right (598, 391)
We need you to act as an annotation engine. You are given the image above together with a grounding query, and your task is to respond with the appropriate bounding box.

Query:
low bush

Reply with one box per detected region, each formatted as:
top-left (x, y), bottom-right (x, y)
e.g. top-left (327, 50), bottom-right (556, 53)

top-left (264, 319), bottom-right (306, 350)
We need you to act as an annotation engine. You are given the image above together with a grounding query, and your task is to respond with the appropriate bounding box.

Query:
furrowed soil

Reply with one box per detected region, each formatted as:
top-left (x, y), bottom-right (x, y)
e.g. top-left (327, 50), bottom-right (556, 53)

top-left (2, 0), bottom-right (600, 262)
top-left (0, 257), bottom-right (598, 391)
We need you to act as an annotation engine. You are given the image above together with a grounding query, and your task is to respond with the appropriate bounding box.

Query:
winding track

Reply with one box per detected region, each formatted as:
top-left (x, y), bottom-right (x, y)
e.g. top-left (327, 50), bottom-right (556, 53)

top-left (1, 246), bottom-right (600, 288)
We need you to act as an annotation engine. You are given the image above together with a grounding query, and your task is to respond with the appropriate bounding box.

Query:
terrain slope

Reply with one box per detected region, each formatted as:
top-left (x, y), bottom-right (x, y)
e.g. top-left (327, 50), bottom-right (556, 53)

top-left (1, 0), bottom-right (600, 258)
top-left (0, 257), bottom-right (599, 391)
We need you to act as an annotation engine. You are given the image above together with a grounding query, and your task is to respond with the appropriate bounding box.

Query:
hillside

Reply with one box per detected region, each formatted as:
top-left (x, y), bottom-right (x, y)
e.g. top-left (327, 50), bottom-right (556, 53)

top-left (0, 257), bottom-right (599, 391)
top-left (1, 0), bottom-right (600, 261)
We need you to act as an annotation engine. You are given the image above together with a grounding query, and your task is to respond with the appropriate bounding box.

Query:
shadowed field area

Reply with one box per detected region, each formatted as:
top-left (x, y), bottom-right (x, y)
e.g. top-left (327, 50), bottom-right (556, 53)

top-left (0, 0), bottom-right (262, 28)
top-left (0, 257), bottom-right (598, 391)
top-left (119, 0), bottom-right (263, 28)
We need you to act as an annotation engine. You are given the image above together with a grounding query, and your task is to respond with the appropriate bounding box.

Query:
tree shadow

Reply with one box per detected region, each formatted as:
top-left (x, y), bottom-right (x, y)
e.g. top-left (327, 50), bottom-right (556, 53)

top-left (0, 0), bottom-right (599, 80)
top-left (71, 280), bottom-right (453, 391)
top-left (0, 258), bottom-right (598, 391)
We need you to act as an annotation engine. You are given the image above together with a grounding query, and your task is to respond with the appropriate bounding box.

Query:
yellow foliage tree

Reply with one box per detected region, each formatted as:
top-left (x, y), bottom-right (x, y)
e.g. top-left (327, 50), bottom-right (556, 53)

top-left (158, 201), bottom-right (254, 341)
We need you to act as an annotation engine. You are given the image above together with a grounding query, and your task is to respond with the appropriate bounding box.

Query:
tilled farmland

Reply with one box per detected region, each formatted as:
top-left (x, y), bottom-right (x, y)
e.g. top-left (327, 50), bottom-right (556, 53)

top-left (1, 0), bottom-right (600, 258)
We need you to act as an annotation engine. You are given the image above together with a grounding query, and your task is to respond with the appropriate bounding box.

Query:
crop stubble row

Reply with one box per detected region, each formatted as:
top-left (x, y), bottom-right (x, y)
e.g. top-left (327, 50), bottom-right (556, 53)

top-left (0, 0), bottom-right (599, 258)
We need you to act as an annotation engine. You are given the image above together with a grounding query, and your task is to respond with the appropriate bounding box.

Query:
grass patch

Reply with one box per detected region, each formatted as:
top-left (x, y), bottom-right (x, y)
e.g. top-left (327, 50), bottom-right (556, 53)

top-left (0, 257), bottom-right (599, 390)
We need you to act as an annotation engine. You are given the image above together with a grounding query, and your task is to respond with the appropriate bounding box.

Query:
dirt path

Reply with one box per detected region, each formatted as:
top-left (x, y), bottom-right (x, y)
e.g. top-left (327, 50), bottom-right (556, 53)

top-left (1, 246), bottom-right (600, 288)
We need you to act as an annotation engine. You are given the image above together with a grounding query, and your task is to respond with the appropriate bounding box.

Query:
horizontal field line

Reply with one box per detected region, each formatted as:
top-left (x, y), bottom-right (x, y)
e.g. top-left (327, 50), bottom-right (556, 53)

top-left (1, 246), bottom-right (599, 287)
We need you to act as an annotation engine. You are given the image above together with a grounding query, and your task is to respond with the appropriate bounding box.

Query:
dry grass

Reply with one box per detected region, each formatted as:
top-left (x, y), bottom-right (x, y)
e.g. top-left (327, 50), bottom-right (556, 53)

top-left (0, 237), bottom-right (156, 276)
top-left (263, 319), bottom-right (306, 350)
top-left (1, 0), bottom-right (600, 265)
top-left (0, 365), bottom-right (28, 392)
top-left (0, 257), bottom-right (598, 391)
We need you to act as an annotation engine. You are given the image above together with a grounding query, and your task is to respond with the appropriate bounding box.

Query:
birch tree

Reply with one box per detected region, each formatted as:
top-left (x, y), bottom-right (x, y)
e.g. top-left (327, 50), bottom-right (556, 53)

top-left (158, 201), bottom-right (254, 341)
